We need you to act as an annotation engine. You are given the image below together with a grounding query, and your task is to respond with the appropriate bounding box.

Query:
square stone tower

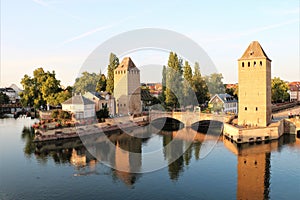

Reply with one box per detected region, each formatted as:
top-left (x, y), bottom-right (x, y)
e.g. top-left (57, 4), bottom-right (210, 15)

top-left (114, 57), bottom-right (141, 115)
top-left (238, 41), bottom-right (272, 127)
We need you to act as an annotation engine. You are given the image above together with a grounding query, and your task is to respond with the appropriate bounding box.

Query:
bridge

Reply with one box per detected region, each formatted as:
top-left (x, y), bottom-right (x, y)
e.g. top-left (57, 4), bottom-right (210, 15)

top-left (149, 111), bottom-right (235, 127)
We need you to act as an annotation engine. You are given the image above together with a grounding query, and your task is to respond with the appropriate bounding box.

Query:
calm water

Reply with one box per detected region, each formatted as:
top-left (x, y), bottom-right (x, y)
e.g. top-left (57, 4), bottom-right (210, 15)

top-left (0, 118), bottom-right (299, 200)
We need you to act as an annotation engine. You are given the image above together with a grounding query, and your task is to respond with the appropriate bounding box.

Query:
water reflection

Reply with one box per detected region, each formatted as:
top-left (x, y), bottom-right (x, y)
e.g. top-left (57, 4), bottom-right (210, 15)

top-left (22, 125), bottom-right (298, 192)
top-left (224, 135), bottom-right (296, 200)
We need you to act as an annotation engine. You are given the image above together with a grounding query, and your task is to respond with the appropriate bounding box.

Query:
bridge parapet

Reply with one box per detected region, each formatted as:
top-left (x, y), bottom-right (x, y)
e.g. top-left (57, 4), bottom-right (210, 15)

top-left (149, 111), bottom-right (234, 127)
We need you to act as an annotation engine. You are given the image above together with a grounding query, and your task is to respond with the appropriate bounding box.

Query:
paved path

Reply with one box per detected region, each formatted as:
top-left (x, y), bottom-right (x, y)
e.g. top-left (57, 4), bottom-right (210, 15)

top-left (273, 106), bottom-right (300, 119)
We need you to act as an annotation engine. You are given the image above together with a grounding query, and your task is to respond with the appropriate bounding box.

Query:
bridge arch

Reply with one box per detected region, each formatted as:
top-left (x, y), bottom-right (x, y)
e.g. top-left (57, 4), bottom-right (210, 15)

top-left (150, 117), bottom-right (184, 131)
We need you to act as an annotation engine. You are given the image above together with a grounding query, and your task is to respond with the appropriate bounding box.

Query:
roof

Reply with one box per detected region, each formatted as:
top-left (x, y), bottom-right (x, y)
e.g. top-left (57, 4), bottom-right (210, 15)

top-left (141, 89), bottom-right (153, 101)
top-left (62, 95), bottom-right (95, 105)
top-left (209, 93), bottom-right (237, 104)
top-left (115, 57), bottom-right (139, 71)
top-left (239, 41), bottom-right (271, 61)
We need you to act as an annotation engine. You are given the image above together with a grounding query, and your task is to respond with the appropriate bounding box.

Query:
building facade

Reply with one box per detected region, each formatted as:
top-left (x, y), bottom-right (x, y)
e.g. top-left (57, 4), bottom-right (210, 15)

top-left (209, 93), bottom-right (238, 114)
top-left (288, 82), bottom-right (300, 102)
top-left (238, 41), bottom-right (272, 127)
top-left (61, 95), bottom-right (95, 120)
top-left (83, 91), bottom-right (116, 116)
top-left (114, 57), bottom-right (141, 115)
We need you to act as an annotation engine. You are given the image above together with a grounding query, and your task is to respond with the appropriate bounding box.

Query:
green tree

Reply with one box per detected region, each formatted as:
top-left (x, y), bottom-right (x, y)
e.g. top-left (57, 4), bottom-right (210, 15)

top-left (205, 73), bottom-right (225, 97)
top-left (0, 92), bottom-right (10, 104)
top-left (158, 65), bottom-right (167, 105)
top-left (182, 61), bottom-right (193, 107)
top-left (106, 53), bottom-right (119, 94)
top-left (96, 73), bottom-right (107, 92)
top-left (225, 84), bottom-right (238, 99)
top-left (73, 72), bottom-right (101, 94)
top-left (20, 68), bottom-right (61, 108)
top-left (165, 52), bottom-right (183, 109)
top-left (272, 77), bottom-right (290, 103)
top-left (96, 104), bottom-right (109, 122)
top-left (192, 62), bottom-right (209, 105)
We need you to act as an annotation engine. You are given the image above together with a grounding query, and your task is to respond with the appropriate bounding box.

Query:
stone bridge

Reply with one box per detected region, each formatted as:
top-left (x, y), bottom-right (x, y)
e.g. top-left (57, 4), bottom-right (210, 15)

top-left (149, 111), bottom-right (235, 127)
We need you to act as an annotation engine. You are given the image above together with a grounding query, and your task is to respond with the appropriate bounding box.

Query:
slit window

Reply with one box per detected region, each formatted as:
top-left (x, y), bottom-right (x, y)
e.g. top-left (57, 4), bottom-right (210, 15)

top-left (248, 62), bottom-right (250, 67)
top-left (260, 61), bottom-right (262, 66)
top-left (254, 61), bottom-right (256, 67)
top-left (245, 107), bottom-right (247, 111)
top-left (256, 107), bottom-right (258, 111)
top-left (242, 62), bottom-right (244, 67)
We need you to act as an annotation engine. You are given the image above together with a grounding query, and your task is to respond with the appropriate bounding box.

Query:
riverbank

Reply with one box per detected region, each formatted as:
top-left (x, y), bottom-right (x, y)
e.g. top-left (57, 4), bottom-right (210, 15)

top-left (33, 118), bottom-right (149, 142)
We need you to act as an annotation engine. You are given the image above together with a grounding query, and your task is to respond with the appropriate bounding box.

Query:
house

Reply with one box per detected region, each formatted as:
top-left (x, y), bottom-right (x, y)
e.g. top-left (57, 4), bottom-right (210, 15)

top-left (83, 91), bottom-right (116, 116)
top-left (0, 87), bottom-right (20, 103)
top-left (288, 81), bottom-right (300, 102)
top-left (209, 93), bottom-right (238, 114)
top-left (61, 95), bottom-right (95, 120)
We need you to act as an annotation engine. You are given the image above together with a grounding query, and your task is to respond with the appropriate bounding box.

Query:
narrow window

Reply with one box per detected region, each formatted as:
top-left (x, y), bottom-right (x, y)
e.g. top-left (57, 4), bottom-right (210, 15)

top-left (256, 107), bottom-right (258, 111)
top-left (248, 62), bottom-right (250, 67)
top-left (124, 104), bottom-right (126, 107)
top-left (254, 61), bottom-right (256, 67)
top-left (245, 107), bottom-right (247, 111)
top-left (260, 61), bottom-right (262, 66)
top-left (242, 62), bottom-right (244, 67)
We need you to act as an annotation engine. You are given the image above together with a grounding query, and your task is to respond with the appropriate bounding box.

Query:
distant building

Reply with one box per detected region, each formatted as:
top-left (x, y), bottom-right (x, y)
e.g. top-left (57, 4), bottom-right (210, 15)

top-left (0, 87), bottom-right (20, 103)
top-left (61, 95), bottom-right (95, 120)
top-left (238, 41), bottom-right (272, 127)
top-left (114, 57), bottom-right (141, 115)
top-left (83, 91), bottom-right (115, 116)
top-left (209, 93), bottom-right (238, 114)
top-left (288, 81), bottom-right (300, 102)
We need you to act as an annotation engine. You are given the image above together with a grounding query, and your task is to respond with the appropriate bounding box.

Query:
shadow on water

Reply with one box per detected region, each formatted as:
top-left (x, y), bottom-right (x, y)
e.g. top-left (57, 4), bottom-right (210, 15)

top-left (150, 117), bottom-right (184, 131)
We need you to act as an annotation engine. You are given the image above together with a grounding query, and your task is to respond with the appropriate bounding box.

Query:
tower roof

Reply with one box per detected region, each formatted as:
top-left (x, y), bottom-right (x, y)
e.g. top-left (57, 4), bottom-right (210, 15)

top-left (238, 41), bottom-right (271, 61)
top-left (115, 57), bottom-right (139, 71)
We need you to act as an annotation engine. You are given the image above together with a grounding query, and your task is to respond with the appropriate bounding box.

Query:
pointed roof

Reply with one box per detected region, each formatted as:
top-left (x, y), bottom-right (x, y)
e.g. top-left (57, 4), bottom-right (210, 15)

top-left (62, 95), bottom-right (95, 105)
top-left (239, 41), bottom-right (271, 61)
top-left (115, 57), bottom-right (139, 71)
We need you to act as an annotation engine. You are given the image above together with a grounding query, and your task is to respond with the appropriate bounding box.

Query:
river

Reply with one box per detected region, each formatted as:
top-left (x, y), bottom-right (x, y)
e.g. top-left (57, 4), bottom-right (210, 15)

top-left (0, 118), bottom-right (299, 200)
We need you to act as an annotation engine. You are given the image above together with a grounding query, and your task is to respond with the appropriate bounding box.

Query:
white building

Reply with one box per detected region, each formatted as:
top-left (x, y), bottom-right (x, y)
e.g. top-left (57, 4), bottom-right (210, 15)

top-left (289, 82), bottom-right (300, 102)
top-left (61, 95), bottom-right (95, 120)
top-left (209, 93), bottom-right (238, 114)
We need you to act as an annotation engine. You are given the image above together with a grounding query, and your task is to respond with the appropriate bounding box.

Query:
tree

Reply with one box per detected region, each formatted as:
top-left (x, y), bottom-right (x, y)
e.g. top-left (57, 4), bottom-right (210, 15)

top-left (158, 65), bottom-right (167, 105)
top-left (205, 73), bottom-right (225, 97)
top-left (165, 52), bottom-right (183, 109)
top-left (192, 62), bottom-right (209, 105)
top-left (96, 104), bottom-right (109, 122)
top-left (106, 53), bottom-right (119, 94)
top-left (96, 73), bottom-right (107, 92)
top-left (225, 84), bottom-right (238, 99)
top-left (20, 68), bottom-right (61, 109)
top-left (0, 92), bottom-right (10, 104)
top-left (272, 77), bottom-right (289, 103)
top-left (73, 72), bottom-right (101, 94)
top-left (182, 61), bottom-right (193, 106)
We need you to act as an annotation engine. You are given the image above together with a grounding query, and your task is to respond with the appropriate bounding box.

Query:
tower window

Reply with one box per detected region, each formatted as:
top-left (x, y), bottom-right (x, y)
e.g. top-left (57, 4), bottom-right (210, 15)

top-left (242, 62), bottom-right (244, 67)
top-left (260, 61), bottom-right (262, 66)
top-left (256, 107), bottom-right (258, 111)
top-left (245, 107), bottom-right (247, 111)
top-left (248, 62), bottom-right (250, 67)
top-left (254, 61), bottom-right (256, 67)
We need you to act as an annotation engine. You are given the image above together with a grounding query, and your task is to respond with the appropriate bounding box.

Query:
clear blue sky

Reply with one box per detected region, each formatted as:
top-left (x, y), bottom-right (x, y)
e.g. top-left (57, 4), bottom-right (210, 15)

top-left (1, 0), bottom-right (299, 88)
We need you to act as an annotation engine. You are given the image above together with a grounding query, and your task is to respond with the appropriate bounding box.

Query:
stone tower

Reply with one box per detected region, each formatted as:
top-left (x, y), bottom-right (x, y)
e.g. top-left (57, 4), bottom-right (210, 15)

top-left (238, 41), bottom-right (272, 127)
top-left (114, 57), bottom-right (141, 115)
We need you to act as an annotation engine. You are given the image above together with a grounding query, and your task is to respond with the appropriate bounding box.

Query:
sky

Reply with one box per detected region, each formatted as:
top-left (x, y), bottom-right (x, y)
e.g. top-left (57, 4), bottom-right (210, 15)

top-left (1, 0), bottom-right (299, 88)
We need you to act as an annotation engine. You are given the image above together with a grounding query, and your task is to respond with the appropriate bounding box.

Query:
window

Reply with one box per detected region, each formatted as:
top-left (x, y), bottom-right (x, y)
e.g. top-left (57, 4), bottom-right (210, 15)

top-left (260, 61), bottom-right (262, 66)
top-left (254, 61), bottom-right (256, 67)
top-left (256, 107), bottom-right (258, 111)
top-left (242, 62), bottom-right (244, 67)
top-left (245, 107), bottom-right (247, 111)
top-left (248, 62), bottom-right (250, 67)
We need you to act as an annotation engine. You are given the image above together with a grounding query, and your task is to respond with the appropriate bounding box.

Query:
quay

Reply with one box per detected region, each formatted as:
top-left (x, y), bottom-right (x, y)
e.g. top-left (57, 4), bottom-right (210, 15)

top-left (33, 116), bottom-right (149, 142)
